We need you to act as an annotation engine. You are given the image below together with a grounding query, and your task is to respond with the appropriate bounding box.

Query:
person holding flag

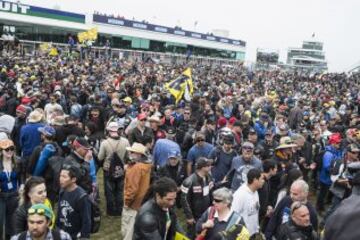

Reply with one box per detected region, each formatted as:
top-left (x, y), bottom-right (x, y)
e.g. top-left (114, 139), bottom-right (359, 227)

top-left (165, 68), bottom-right (194, 104)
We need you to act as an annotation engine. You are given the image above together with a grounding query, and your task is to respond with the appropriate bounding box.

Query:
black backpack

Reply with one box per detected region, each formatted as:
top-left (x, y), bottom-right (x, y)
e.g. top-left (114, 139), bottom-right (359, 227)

top-left (107, 141), bottom-right (124, 180)
top-left (329, 156), bottom-right (343, 176)
top-left (43, 156), bottom-right (66, 202)
top-left (78, 192), bottom-right (101, 234)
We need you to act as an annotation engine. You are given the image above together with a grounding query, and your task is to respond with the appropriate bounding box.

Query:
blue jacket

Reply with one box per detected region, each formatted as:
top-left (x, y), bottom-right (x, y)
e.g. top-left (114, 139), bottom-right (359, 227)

top-left (320, 145), bottom-right (343, 186)
top-left (32, 144), bottom-right (57, 176)
top-left (153, 139), bottom-right (181, 168)
top-left (20, 123), bottom-right (44, 158)
top-left (254, 121), bottom-right (273, 140)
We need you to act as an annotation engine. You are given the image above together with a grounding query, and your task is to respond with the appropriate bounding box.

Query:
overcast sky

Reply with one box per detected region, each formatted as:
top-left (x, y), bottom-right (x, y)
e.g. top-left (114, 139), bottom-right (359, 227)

top-left (21, 0), bottom-right (360, 72)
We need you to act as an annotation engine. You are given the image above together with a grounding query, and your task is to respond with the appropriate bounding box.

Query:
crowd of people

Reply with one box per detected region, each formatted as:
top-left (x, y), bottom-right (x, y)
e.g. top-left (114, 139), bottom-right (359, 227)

top-left (0, 51), bottom-right (359, 240)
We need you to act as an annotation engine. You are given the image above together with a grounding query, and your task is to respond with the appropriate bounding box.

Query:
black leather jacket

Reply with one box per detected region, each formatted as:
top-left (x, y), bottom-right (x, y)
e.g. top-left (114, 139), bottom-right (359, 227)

top-left (13, 202), bottom-right (31, 234)
top-left (133, 199), bottom-right (177, 240)
top-left (180, 172), bottom-right (213, 220)
top-left (276, 219), bottom-right (318, 240)
top-left (64, 152), bottom-right (92, 194)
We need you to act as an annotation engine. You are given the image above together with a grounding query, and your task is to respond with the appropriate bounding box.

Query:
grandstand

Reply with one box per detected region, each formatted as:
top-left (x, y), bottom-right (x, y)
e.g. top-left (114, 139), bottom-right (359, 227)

top-left (0, 0), bottom-right (246, 61)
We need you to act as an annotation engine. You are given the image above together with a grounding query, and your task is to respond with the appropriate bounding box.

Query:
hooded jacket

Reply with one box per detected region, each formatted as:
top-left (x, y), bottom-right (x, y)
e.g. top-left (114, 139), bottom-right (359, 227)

top-left (319, 145), bottom-right (343, 186)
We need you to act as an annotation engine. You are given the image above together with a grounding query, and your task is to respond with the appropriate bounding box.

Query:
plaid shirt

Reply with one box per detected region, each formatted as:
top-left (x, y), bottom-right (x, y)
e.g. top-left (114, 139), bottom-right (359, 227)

top-left (11, 229), bottom-right (72, 240)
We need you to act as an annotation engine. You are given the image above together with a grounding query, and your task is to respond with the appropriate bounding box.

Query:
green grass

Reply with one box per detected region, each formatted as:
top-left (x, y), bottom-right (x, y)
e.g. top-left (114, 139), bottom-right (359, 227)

top-left (91, 171), bottom-right (123, 240)
top-left (91, 171), bottom-right (188, 240)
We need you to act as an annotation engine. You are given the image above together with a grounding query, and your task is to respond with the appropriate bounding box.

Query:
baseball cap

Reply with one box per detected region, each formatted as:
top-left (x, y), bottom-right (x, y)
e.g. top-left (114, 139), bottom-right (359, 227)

top-left (73, 137), bottom-right (92, 150)
top-left (16, 105), bottom-right (27, 114)
top-left (165, 126), bottom-right (176, 135)
top-left (38, 125), bottom-right (56, 137)
top-left (137, 113), bottom-right (147, 121)
top-left (328, 133), bottom-right (342, 145)
top-left (168, 150), bottom-right (181, 159)
top-left (347, 144), bottom-right (360, 153)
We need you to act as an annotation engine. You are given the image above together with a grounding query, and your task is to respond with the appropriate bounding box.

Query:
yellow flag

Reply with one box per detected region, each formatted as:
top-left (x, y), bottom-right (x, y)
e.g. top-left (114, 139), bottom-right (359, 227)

top-left (165, 68), bottom-right (193, 104)
top-left (39, 42), bottom-right (51, 52)
top-left (77, 28), bottom-right (98, 43)
top-left (175, 232), bottom-right (190, 240)
top-left (49, 47), bottom-right (58, 56)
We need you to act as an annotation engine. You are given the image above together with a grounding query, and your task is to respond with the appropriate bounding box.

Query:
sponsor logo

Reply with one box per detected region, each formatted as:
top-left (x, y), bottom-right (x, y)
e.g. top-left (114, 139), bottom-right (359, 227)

top-left (0, 0), bottom-right (30, 14)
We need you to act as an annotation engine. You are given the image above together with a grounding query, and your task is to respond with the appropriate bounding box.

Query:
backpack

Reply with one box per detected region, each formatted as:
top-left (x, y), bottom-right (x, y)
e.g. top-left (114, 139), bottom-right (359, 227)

top-left (43, 156), bottom-right (66, 202)
top-left (78, 192), bottom-right (101, 234)
top-left (107, 141), bottom-right (124, 179)
top-left (18, 229), bottom-right (61, 240)
top-left (329, 156), bottom-right (343, 176)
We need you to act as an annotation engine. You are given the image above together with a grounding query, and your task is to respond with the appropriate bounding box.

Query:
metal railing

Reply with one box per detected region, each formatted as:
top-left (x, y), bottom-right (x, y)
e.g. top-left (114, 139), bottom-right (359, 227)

top-left (16, 39), bottom-right (243, 66)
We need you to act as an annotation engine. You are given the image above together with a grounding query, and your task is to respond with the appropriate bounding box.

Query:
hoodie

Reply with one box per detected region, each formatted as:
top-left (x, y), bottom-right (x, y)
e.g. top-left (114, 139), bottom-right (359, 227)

top-left (320, 145), bottom-right (343, 186)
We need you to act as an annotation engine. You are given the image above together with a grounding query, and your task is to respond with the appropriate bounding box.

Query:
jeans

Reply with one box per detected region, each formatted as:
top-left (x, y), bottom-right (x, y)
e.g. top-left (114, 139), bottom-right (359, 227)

top-left (322, 195), bottom-right (342, 225)
top-left (103, 172), bottom-right (124, 216)
top-left (0, 192), bottom-right (18, 240)
top-left (317, 182), bottom-right (331, 211)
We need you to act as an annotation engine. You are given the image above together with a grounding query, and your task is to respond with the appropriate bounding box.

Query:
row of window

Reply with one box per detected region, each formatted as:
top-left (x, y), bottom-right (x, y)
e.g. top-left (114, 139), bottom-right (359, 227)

top-left (1, 24), bottom-right (244, 60)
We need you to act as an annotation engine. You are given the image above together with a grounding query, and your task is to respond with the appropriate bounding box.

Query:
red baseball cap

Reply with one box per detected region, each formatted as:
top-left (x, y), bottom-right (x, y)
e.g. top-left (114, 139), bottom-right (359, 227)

top-left (137, 113), bottom-right (147, 121)
top-left (328, 133), bottom-right (342, 145)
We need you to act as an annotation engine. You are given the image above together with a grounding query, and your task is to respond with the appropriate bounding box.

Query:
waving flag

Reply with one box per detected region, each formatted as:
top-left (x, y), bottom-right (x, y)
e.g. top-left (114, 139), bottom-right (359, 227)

top-left (165, 68), bottom-right (193, 103)
top-left (78, 28), bottom-right (98, 43)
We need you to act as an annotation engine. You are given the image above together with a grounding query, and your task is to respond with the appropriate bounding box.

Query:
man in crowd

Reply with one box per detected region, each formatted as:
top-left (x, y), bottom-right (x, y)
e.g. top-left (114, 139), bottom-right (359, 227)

top-left (276, 202), bottom-right (318, 240)
top-left (181, 157), bottom-right (214, 239)
top-left (208, 133), bottom-right (237, 183)
top-left (152, 126), bottom-right (181, 169)
top-left (186, 131), bottom-right (214, 176)
top-left (64, 137), bottom-right (96, 194)
top-left (265, 180), bottom-right (318, 240)
top-left (121, 142), bottom-right (152, 240)
top-left (228, 141), bottom-right (263, 191)
top-left (232, 168), bottom-right (265, 236)
top-left (57, 164), bottom-right (91, 240)
top-left (11, 204), bottom-right (71, 240)
top-left (133, 177), bottom-right (178, 240)
top-left (98, 122), bottom-right (130, 216)
top-left (317, 132), bottom-right (343, 213)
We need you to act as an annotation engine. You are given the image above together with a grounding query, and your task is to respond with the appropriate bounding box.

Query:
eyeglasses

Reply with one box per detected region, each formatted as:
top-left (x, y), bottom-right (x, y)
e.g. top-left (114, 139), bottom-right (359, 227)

top-left (4, 147), bottom-right (15, 152)
top-left (28, 208), bottom-right (46, 215)
top-left (213, 198), bottom-right (223, 203)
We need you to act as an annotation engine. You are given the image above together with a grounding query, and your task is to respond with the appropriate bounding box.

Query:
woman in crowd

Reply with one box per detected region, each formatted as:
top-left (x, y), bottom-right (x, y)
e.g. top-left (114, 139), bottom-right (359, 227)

top-left (196, 187), bottom-right (250, 240)
top-left (0, 139), bottom-right (22, 240)
top-left (12, 176), bottom-right (55, 235)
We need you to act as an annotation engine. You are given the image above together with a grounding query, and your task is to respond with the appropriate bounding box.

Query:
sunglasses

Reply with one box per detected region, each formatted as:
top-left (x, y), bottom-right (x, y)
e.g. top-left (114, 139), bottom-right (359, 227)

top-left (4, 147), bottom-right (15, 152)
top-left (213, 198), bottom-right (223, 203)
top-left (28, 208), bottom-right (46, 215)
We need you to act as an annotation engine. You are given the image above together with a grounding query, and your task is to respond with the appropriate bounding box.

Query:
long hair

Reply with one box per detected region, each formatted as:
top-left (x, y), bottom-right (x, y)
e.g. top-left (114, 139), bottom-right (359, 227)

top-left (20, 176), bottom-right (45, 206)
top-left (0, 146), bottom-right (17, 169)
